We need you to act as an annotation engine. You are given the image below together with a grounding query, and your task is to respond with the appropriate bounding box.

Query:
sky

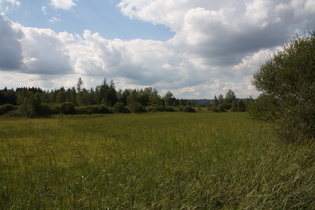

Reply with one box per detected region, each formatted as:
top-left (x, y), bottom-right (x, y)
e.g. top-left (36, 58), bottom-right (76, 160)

top-left (0, 0), bottom-right (314, 99)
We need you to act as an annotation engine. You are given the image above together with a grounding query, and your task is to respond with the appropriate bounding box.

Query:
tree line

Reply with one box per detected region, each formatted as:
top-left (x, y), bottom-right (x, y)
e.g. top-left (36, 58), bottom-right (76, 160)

top-left (0, 78), bottom-right (253, 117)
top-left (209, 90), bottom-right (253, 112)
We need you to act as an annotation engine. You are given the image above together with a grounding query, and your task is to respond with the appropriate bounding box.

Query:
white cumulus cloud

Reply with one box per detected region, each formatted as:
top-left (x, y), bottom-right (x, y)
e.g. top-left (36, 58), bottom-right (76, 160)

top-left (50, 0), bottom-right (75, 10)
top-left (20, 27), bottom-right (73, 75)
top-left (0, 14), bottom-right (73, 75)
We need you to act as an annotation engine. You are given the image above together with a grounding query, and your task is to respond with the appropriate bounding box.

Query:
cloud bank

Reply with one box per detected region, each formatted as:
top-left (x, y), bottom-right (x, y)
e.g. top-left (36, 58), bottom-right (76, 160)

top-left (0, 0), bottom-right (314, 98)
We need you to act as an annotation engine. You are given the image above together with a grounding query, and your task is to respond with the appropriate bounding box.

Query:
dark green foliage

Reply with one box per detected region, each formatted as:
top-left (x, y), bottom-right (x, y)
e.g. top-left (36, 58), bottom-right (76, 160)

top-left (164, 106), bottom-right (175, 112)
top-left (117, 89), bottom-right (130, 106)
top-left (146, 105), bottom-right (175, 112)
top-left (218, 94), bottom-right (224, 105)
top-left (230, 99), bottom-right (238, 112)
top-left (127, 102), bottom-right (146, 113)
top-left (53, 102), bottom-right (76, 115)
top-left (163, 91), bottom-right (177, 106)
top-left (15, 89), bottom-right (34, 116)
top-left (0, 104), bottom-right (17, 115)
top-left (146, 105), bottom-right (165, 112)
top-left (113, 102), bottom-right (130, 113)
top-left (40, 103), bottom-right (53, 116)
top-left (0, 88), bottom-right (16, 105)
top-left (0, 78), bottom-right (177, 117)
top-left (31, 93), bottom-right (43, 116)
top-left (88, 105), bottom-right (112, 114)
top-left (182, 105), bottom-right (196, 112)
top-left (1, 77), bottom-right (253, 117)
top-left (248, 94), bottom-right (280, 122)
top-left (75, 106), bottom-right (91, 115)
top-left (225, 89), bottom-right (236, 104)
top-left (76, 77), bottom-right (83, 92)
top-left (0, 108), bottom-right (24, 117)
top-left (212, 91), bottom-right (251, 112)
top-left (95, 79), bottom-right (118, 106)
top-left (237, 99), bottom-right (246, 112)
top-left (75, 105), bottom-right (113, 115)
top-left (55, 87), bottom-right (67, 103)
top-left (218, 103), bottom-right (231, 112)
top-left (276, 102), bottom-right (315, 142)
top-left (252, 31), bottom-right (315, 142)
top-left (213, 95), bottom-right (219, 107)
top-left (148, 92), bottom-right (163, 106)
top-left (210, 106), bottom-right (219, 112)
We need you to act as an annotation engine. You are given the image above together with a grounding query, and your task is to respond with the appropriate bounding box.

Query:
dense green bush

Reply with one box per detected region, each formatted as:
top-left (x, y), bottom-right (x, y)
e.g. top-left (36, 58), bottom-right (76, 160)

top-left (164, 106), bottom-right (175, 112)
top-left (37, 103), bottom-right (53, 116)
top-left (218, 103), bottom-right (232, 112)
top-left (0, 104), bottom-right (17, 115)
top-left (252, 31), bottom-right (315, 142)
top-left (75, 105), bottom-right (113, 115)
top-left (248, 94), bottom-right (280, 122)
top-left (210, 106), bottom-right (219, 112)
top-left (127, 102), bottom-right (146, 113)
top-left (75, 106), bottom-right (91, 115)
top-left (1, 108), bottom-right (25, 117)
top-left (113, 102), bottom-right (130, 113)
top-left (146, 105), bottom-right (175, 112)
top-left (181, 105), bottom-right (196, 112)
top-left (276, 102), bottom-right (315, 142)
top-left (237, 99), bottom-right (246, 112)
top-left (146, 105), bottom-right (165, 112)
top-left (88, 105), bottom-right (113, 114)
top-left (52, 102), bottom-right (76, 115)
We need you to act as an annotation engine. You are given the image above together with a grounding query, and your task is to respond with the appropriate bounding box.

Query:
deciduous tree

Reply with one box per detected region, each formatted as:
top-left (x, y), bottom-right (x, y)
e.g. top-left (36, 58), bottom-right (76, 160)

top-left (252, 30), bottom-right (315, 142)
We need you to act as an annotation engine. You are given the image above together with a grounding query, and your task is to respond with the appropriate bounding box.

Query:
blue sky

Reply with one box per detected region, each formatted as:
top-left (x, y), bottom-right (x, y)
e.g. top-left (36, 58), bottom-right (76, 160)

top-left (4, 0), bottom-right (174, 40)
top-left (0, 0), bottom-right (315, 98)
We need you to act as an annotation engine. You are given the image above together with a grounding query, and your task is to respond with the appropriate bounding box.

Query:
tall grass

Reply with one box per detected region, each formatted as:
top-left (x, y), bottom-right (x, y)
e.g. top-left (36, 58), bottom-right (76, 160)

top-left (0, 112), bottom-right (314, 209)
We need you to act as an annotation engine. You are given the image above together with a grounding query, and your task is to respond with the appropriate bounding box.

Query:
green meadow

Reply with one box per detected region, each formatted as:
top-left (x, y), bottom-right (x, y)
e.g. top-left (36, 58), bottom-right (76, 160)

top-left (0, 112), bottom-right (314, 209)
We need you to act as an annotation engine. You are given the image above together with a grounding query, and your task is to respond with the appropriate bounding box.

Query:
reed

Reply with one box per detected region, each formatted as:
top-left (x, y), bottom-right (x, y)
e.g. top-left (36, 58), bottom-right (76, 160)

top-left (0, 112), bottom-right (314, 209)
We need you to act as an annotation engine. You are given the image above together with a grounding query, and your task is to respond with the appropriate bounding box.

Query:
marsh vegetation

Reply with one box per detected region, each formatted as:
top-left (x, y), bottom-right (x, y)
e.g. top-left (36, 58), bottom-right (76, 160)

top-left (1, 112), bottom-right (314, 209)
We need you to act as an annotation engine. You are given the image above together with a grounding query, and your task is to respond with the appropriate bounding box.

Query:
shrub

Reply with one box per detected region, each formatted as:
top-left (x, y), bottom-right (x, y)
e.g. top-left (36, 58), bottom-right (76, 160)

top-left (275, 102), bottom-right (315, 142)
top-left (88, 105), bottom-right (113, 114)
top-left (75, 105), bottom-right (113, 115)
top-left (237, 99), bottom-right (246, 112)
top-left (75, 106), bottom-right (92, 115)
top-left (146, 105), bottom-right (176, 112)
top-left (146, 105), bottom-right (164, 112)
top-left (39, 103), bottom-right (53, 116)
top-left (2, 108), bottom-right (25, 117)
top-left (53, 102), bottom-right (75, 115)
top-left (127, 102), bottom-right (146, 113)
top-left (248, 94), bottom-right (280, 122)
top-left (113, 102), bottom-right (130, 113)
top-left (164, 106), bottom-right (175, 112)
top-left (210, 106), bottom-right (219, 112)
top-left (182, 105), bottom-right (196, 113)
top-left (252, 31), bottom-right (315, 142)
top-left (218, 103), bottom-right (231, 112)
top-left (0, 104), bottom-right (17, 115)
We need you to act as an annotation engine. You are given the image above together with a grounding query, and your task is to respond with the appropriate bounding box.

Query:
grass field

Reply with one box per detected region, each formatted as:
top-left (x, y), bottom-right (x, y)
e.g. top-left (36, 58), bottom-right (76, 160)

top-left (0, 112), bottom-right (314, 209)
